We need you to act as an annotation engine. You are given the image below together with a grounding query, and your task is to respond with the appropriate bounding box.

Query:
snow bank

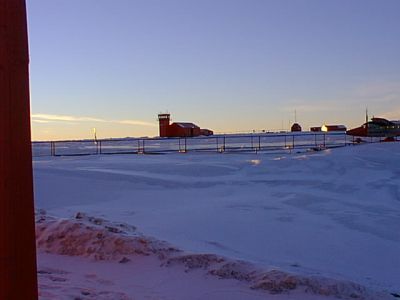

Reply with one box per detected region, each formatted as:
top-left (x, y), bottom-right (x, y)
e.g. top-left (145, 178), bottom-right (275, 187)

top-left (36, 211), bottom-right (180, 261)
top-left (36, 211), bottom-right (392, 300)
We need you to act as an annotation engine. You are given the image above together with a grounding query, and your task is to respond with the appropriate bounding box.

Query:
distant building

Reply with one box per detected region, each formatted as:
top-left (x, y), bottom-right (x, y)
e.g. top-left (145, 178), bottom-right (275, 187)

top-left (169, 122), bottom-right (201, 137)
top-left (291, 123), bottom-right (302, 132)
top-left (158, 113), bottom-right (171, 137)
top-left (310, 126), bottom-right (322, 132)
top-left (200, 129), bottom-right (214, 136)
top-left (321, 125), bottom-right (347, 132)
top-left (158, 113), bottom-right (213, 137)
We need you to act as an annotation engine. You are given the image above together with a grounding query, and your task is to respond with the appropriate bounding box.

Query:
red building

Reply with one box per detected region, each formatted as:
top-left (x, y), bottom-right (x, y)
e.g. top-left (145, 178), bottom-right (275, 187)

top-left (321, 124), bottom-right (347, 132)
top-left (158, 114), bottom-right (213, 137)
top-left (291, 123), bottom-right (302, 132)
top-left (310, 126), bottom-right (322, 132)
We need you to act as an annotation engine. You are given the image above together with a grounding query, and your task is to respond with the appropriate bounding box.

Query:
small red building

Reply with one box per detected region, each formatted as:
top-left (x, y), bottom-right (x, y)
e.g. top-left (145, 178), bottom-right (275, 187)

top-left (158, 114), bottom-right (213, 137)
top-left (200, 129), bottom-right (214, 136)
top-left (291, 123), bottom-right (302, 132)
top-left (321, 125), bottom-right (347, 132)
top-left (310, 126), bottom-right (322, 132)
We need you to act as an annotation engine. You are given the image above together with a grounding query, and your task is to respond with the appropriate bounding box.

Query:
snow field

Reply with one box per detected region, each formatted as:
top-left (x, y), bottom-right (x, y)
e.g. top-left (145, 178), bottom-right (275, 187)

top-left (33, 143), bottom-right (400, 298)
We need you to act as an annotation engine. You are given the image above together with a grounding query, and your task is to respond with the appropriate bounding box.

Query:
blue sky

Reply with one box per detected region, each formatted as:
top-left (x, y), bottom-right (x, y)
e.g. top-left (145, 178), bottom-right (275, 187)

top-left (27, 0), bottom-right (400, 140)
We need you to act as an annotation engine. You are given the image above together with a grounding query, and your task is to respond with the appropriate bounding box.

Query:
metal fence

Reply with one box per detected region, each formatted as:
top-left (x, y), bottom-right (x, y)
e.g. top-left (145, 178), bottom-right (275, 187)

top-left (31, 132), bottom-right (357, 157)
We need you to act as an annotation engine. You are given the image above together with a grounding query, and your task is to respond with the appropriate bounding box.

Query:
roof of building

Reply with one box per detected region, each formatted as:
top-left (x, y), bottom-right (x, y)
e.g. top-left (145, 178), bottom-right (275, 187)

top-left (172, 122), bottom-right (200, 129)
top-left (371, 117), bottom-right (400, 126)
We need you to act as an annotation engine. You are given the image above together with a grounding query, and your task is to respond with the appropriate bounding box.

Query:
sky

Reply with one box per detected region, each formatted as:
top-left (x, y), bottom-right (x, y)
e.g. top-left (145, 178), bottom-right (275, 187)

top-left (27, 0), bottom-right (400, 141)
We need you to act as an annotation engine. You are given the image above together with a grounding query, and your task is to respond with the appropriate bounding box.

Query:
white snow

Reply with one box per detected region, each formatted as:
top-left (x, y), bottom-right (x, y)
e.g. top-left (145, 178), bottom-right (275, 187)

top-left (33, 143), bottom-right (400, 299)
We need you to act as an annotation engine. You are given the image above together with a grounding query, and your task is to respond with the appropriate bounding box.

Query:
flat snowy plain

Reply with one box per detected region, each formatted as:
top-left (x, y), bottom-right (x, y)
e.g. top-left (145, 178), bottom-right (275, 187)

top-left (33, 143), bottom-right (400, 299)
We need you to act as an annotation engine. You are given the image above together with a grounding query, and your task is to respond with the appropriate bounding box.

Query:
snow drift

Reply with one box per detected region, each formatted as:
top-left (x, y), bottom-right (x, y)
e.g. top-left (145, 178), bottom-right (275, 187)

top-left (36, 211), bottom-right (392, 299)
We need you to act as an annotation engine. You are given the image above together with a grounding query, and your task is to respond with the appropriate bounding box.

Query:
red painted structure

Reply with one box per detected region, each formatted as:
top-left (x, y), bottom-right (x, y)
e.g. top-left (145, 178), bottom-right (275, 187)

top-left (347, 117), bottom-right (400, 137)
top-left (158, 114), bottom-right (213, 137)
top-left (0, 1), bottom-right (39, 299)
top-left (158, 114), bottom-right (171, 137)
top-left (291, 123), bottom-right (302, 132)
top-left (321, 125), bottom-right (347, 132)
top-left (310, 126), bottom-right (322, 132)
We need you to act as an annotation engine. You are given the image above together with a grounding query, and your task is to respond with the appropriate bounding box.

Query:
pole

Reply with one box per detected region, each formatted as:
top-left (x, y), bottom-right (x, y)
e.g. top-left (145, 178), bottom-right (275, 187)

top-left (0, 1), bottom-right (39, 299)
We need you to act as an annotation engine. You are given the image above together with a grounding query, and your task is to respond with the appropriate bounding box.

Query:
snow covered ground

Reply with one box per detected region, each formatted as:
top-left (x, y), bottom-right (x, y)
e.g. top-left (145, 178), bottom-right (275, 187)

top-left (33, 143), bottom-right (400, 299)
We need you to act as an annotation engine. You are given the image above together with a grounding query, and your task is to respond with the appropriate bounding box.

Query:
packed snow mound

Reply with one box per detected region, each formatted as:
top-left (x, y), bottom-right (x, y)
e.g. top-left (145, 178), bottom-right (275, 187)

top-left (35, 212), bottom-right (393, 300)
top-left (36, 211), bottom-right (180, 261)
top-left (167, 255), bottom-right (381, 299)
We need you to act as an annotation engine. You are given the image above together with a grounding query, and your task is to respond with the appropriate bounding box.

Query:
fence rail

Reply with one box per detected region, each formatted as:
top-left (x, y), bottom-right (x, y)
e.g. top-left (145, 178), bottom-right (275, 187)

top-left (32, 132), bottom-right (397, 158)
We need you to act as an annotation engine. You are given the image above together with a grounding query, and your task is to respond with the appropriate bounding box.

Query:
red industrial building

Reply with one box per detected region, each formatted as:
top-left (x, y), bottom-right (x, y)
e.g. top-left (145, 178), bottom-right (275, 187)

top-left (158, 113), bottom-right (213, 137)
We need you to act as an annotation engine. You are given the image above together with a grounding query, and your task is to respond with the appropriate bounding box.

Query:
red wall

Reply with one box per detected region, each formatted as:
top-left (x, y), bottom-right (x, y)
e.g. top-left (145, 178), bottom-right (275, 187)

top-left (168, 124), bottom-right (201, 137)
top-left (0, 1), bottom-right (39, 298)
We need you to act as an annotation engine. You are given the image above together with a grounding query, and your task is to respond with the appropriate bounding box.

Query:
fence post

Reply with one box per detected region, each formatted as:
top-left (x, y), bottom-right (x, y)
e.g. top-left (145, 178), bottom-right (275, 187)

top-left (53, 141), bottom-right (57, 156)
top-left (137, 139), bottom-right (145, 154)
top-left (292, 135), bottom-right (295, 149)
top-left (179, 138), bottom-right (186, 153)
top-left (258, 136), bottom-right (261, 151)
top-left (323, 134), bottom-right (326, 148)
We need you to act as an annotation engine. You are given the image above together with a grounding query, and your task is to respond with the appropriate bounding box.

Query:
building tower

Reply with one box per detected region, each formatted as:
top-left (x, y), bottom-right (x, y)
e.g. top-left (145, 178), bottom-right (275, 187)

top-left (158, 113), bottom-right (170, 137)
